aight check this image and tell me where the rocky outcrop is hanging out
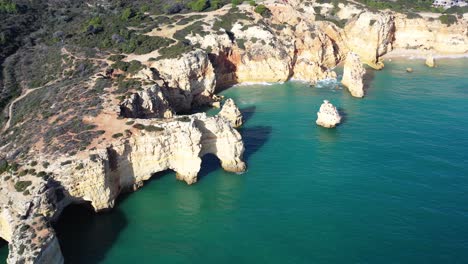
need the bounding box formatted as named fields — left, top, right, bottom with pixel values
left=316, top=100, right=342, bottom=128
left=219, top=98, right=243, bottom=128
left=342, top=52, right=366, bottom=98
left=0, top=113, right=246, bottom=263
left=120, top=85, right=174, bottom=118
left=150, top=50, right=217, bottom=111
left=425, top=54, right=435, bottom=67
left=344, top=11, right=395, bottom=69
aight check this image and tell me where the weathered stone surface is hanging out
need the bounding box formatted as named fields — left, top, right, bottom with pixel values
left=344, top=11, right=395, bottom=69
left=316, top=100, right=342, bottom=128
left=342, top=52, right=366, bottom=98
left=120, top=85, right=174, bottom=119
left=150, top=50, right=216, bottom=112
left=392, top=14, right=468, bottom=55
left=0, top=113, right=245, bottom=263
left=219, top=98, right=243, bottom=128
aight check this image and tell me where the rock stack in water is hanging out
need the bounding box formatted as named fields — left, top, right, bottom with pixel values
left=425, top=54, right=435, bottom=67
left=219, top=98, right=243, bottom=128
left=316, top=100, right=342, bottom=128
left=342, top=52, right=366, bottom=98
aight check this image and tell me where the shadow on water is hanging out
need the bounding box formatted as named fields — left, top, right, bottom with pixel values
left=337, top=107, right=348, bottom=124
left=198, top=153, right=223, bottom=181
left=363, top=68, right=376, bottom=95
left=241, top=126, right=272, bottom=163
left=54, top=202, right=128, bottom=264
left=240, top=106, right=256, bottom=124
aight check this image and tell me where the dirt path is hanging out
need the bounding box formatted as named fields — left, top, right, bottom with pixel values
left=2, top=82, right=53, bottom=132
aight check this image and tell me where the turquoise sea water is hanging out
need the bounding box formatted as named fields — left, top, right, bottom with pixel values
left=2, top=59, right=468, bottom=263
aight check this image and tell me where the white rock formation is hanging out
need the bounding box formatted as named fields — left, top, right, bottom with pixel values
left=425, top=54, right=435, bottom=67
left=150, top=50, right=217, bottom=111
left=120, top=85, right=174, bottom=118
left=316, top=100, right=342, bottom=128
left=342, top=52, right=366, bottom=98
left=219, top=98, right=243, bottom=128
left=0, top=113, right=246, bottom=263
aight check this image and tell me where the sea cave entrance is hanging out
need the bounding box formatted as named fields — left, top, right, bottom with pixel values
left=53, top=202, right=127, bottom=264
left=0, top=237, right=8, bottom=263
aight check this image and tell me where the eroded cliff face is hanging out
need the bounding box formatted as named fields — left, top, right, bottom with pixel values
left=150, top=50, right=217, bottom=111
left=0, top=113, right=246, bottom=263
left=342, top=52, right=366, bottom=98
left=1, top=1, right=467, bottom=263
left=392, top=14, right=468, bottom=55
left=343, top=11, right=395, bottom=69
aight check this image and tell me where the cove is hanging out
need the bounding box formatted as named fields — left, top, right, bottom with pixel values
left=1, top=58, right=468, bottom=263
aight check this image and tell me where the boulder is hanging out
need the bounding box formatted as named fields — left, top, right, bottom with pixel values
left=316, top=100, right=342, bottom=128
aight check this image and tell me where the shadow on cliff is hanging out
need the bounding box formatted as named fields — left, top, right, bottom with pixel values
left=54, top=202, right=127, bottom=264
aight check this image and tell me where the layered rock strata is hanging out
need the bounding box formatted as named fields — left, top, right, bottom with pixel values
left=219, top=98, right=243, bottom=128
left=316, top=100, right=342, bottom=128
left=1, top=113, right=246, bottom=263
left=342, top=52, right=366, bottom=98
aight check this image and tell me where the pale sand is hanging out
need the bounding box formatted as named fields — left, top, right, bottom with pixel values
left=383, top=49, right=468, bottom=60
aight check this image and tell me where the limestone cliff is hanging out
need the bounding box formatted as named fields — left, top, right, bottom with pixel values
left=120, top=85, right=174, bottom=119
left=392, top=14, right=468, bottom=55
left=0, top=113, right=246, bottom=263
left=342, top=52, right=366, bottom=98
left=149, top=50, right=217, bottom=111
left=343, top=11, right=395, bottom=69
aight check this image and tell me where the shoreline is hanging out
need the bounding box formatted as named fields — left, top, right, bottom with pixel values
left=382, top=49, right=468, bottom=60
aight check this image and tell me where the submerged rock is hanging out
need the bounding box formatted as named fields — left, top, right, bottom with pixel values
left=219, top=98, right=243, bottom=128
left=342, top=52, right=366, bottom=98
left=425, top=54, right=435, bottom=68
left=406, top=67, right=413, bottom=73
left=316, top=100, right=342, bottom=128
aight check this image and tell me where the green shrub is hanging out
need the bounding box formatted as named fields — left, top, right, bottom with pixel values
left=111, top=61, right=131, bottom=72
left=127, top=60, right=144, bottom=74
left=121, top=8, right=135, bottom=21
left=254, top=4, right=271, bottom=18
left=60, top=160, right=72, bottom=166
left=0, top=0, right=18, bottom=14
left=189, top=0, right=210, bottom=11
left=15, top=181, right=32, bottom=192
left=232, top=0, right=243, bottom=7
left=439, top=14, right=457, bottom=26
left=133, top=124, right=145, bottom=130
left=112, top=133, right=124, bottom=138
left=108, top=55, right=127, bottom=61
left=126, top=121, right=135, bottom=125
left=144, top=125, right=164, bottom=132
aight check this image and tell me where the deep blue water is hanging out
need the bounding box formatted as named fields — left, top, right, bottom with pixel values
left=1, top=59, right=468, bottom=263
